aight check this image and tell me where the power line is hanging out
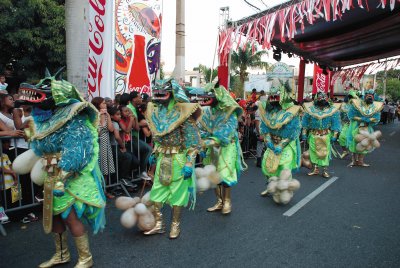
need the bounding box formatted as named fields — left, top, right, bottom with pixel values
left=243, top=0, right=261, bottom=11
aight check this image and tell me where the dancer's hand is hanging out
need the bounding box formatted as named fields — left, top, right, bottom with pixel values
left=273, top=146, right=282, bottom=155
left=148, top=154, right=157, bottom=165
left=199, top=151, right=207, bottom=158
left=181, top=163, right=193, bottom=179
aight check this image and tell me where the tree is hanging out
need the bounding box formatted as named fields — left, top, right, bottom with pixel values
left=0, top=0, right=65, bottom=81
left=376, top=78, right=400, bottom=101
left=197, top=64, right=218, bottom=84
left=230, top=45, right=269, bottom=97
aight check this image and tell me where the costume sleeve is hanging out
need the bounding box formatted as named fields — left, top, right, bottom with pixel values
left=369, top=111, right=381, bottom=126
left=182, top=117, right=201, bottom=160
left=58, top=116, right=94, bottom=173
left=285, top=115, right=301, bottom=141
left=260, top=121, right=270, bottom=136
left=330, top=111, right=342, bottom=132
left=212, top=113, right=238, bottom=147
left=347, top=105, right=360, bottom=121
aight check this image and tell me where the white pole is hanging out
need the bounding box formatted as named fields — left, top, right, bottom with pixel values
left=174, top=0, right=185, bottom=83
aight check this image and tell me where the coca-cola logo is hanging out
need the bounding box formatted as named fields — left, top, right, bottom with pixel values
left=88, top=0, right=106, bottom=97
left=315, top=73, right=327, bottom=92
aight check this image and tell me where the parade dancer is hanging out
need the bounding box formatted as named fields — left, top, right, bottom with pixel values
left=258, top=85, right=301, bottom=204
left=338, top=90, right=357, bottom=158
left=302, top=92, right=341, bottom=178
left=190, top=83, right=245, bottom=214
left=143, top=79, right=201, bottom=239
left=13, top=69, right=105, bottom=268
left=347, top=89, right=383, bottom=167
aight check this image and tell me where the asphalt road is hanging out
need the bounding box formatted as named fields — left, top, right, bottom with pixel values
left=1, top=122, right=400, bottom=268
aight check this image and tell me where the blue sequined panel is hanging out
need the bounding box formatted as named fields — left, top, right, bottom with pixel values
left=151, top=105, right=180, bottom=133
left=348, top=104, right=380, bottom=126
left=302, top=111, right=341, bottom=132
left=200, top=108, right=238, bottom=146
left=261, top=115, right=301, bottom=140
left=31, top=115, right=94, bottom=172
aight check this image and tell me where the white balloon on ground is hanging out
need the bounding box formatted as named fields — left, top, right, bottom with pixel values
left=134, top=203, right=148, bottom=215
left=115, top=196, right=140, bottom=210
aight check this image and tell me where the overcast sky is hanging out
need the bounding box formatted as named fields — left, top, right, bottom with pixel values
left=159, top=0, right=309, bottom=73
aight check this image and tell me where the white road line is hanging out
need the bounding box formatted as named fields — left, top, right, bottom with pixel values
left=283, top=176, right=339, bottom=217
left=389, top=131, right=396, bottom=136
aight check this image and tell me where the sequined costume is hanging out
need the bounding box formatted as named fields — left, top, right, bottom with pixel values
left=346, top=90, right=383, bottom=166
left=196, top=84, right=245, bottom=214
left=13, top=71, right=105, bottom=268
left=258, top=85, right=301, bottom=204
left=302, top=92, right=341, bottom=178
left=144, top=79, right=201, bottom=239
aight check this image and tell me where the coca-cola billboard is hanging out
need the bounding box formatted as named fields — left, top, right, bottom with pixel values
left=87, top=0, right=114, bottom=99
left=312, top=64, right=331, bottom=94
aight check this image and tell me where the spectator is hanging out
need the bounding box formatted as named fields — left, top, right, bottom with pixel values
left=0, top=139, right=20, bottom=211
left=250, top=88, right=257, bottom=103
left=0, top=74, right=8, bottom=94
left=126, top=91, right=152, bottom=181
left=104, top=97, right=113, bottom=108
left=381, top=100, right=389, bottom=124
left=259, top=90, right=267, bottom=102
left=91, top=97, right=116, bottom=198
left=108, top=106, right=139, bottom=189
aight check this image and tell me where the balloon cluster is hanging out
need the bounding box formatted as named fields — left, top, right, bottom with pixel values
left=265, top=169, right=300, bottom=205
left=301, top=150, right=312, bottom=169
left=195, top=165, right=222, bottom=192
left=355, top=130, right=381, bottom=152
left=116, top=192, right=156, bottom=231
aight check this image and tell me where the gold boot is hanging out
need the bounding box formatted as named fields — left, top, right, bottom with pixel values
left=169, top=206, right=182, bottom=239
left=321, top=167, right=330, bottom=178
left=73, top=233, right=93, bottom=268
left=307, top=165, right=319, bottom=176
left=39, top=232, right=71, bottom=268
left=144, top=202, right=165, bottom=235
left=222, top=187, right=231, bottom=214
left=207, top=185, right=223, bottom=212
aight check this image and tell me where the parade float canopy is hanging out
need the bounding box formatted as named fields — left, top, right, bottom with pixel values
left=227, top=0, right=400, bottom=68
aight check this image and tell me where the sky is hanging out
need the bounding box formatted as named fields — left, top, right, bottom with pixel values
left=159, top=0, right=308, bottom=74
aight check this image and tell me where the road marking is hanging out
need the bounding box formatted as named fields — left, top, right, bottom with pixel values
left=389, top=131, right=396, bottom=136
left=283, top=176, right=339, bottom=217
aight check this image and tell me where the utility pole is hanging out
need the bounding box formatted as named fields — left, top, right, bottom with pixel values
left=173, top=0, right=185, bottom=84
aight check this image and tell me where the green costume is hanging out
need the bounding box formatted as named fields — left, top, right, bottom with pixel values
left=14, top=72, right=104, bottom=267
left=144, top=79, right=201, bottom=239
left=196, top=84, right=245, bottom=214
left=302, top=94, right=341, bottom=178
left=338, top=103, right=350, bottom=147
left=346, top=91, right=383, bottom=166
left=259, top=104, right=301, bottom=178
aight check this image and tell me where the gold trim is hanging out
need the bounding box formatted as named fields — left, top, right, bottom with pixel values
left=145, top=102, right=201, bottom=137
left=33, top=102, right=99, bottom=140
left=302, top=103, right=341, bottom=120
left=351, top=99, right=383, bottom=117
left=258, top=104, right=301, bottom=130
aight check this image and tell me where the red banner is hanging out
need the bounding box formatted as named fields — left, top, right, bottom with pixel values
left=312, top=64, right=330, bottom=94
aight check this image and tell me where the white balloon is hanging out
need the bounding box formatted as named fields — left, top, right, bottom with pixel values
left=134, top=203, right=148, bottom=215
left=204, top=165, right=217, bottom=175
left=277, top=179, right=289, bottom=191
left=280, top=190, right=292, bottom=204
left=12, top=149, right=41, bottom=175
left=120, top=208, right=137, bottom=229
left=137, top=211, right=156, bottom=231
left=195, top=167, right=207, bottom=178
left=288, top=179, right=301, bottom=191
left=267, top=181, right=277, bottom=193
left=197, top=177, right=211, bottom=192
left=30, top=159, right=45, bottom=186
left=141, top=191, right=152, bottom=206
left=115, top=196, right=139, bottom=210
left=280, top=169, right=292, bottom=180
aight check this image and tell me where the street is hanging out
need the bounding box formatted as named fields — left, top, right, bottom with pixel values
left=1, top=122, right=400, bottom=268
